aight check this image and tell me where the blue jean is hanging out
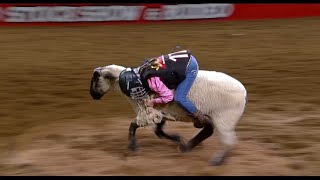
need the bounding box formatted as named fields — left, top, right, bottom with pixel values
left=174, top=55, right=199, bottom=114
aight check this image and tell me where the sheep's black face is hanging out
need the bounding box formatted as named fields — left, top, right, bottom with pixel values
left=90, top=71, right=105, bottom=100
left=90, top=79, right=103, bottom=100
left=90, top=67, right=115, bottom=100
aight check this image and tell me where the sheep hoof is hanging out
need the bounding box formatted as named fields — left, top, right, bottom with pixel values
left=178, top=144, right=191, bottom=153
left=209, top=156, right=225, bottom=166
left=128, top=139, right=139, bottom=152
left=209, top=150, right=230, bottom=166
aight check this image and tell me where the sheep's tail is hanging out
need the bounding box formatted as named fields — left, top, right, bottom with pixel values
left=245, top=91, right=248, bottom=106
left=244, top=90, right=249, bottom=106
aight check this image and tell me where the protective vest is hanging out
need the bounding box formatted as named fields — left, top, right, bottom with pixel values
left=140, top=50, right=191, bottom=89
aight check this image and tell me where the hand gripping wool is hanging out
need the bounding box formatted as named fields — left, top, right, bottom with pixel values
left=135, top=97, right=163, bottom=127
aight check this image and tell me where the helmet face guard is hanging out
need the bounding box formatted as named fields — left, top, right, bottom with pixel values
left=129, top=84, right=149, bottom=100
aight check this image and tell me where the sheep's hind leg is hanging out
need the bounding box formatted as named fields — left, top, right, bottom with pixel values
left=154, top=119, right=185, bottom=146
left=179, top=123, right=214, bottom=152
left=209, top=129, right=236, bottom=166
left=209, top=147, right=232, bottom=166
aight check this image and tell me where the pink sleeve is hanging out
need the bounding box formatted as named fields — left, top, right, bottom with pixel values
left=147, top=77, right=174, bottom=104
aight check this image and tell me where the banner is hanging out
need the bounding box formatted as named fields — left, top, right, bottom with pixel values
left=0, top=3, right=320, bottom=25
left=0, top=3, right=234, bottom=25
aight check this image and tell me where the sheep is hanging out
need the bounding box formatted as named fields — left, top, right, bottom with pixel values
left=90, top=64, right=248, bottom=166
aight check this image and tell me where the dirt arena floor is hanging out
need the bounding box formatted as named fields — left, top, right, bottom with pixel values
left=0, top=17, right=319, bottom=176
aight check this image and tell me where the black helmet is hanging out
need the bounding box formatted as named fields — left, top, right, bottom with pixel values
left=119, top=68, right=149, bottom=100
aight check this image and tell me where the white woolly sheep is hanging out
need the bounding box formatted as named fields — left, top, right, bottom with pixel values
left=90, top=64, right=247, bottom=166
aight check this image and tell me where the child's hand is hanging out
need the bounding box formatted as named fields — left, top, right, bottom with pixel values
left=144, top=99, right=155, bottom=107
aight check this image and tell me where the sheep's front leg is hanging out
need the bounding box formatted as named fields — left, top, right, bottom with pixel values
left=154, top=119, right=184, bottom=144
left=128, top=122, right=140, bottom=151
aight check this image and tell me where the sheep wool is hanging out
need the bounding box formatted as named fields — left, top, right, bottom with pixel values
left=135, top=98, right=163, bottom=127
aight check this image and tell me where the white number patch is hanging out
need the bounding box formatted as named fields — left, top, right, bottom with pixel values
left=167, top=50, right=189, bottom=62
